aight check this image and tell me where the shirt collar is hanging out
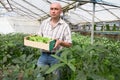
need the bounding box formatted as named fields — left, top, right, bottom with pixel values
left=47, top=17, right=64, bottom=24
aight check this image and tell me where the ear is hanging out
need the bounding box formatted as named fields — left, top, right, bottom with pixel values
left=61, top=9, right=63, bottom=13
left=60, top=12, right=63, bottom=17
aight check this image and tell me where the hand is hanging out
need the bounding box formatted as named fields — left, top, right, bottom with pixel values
left=53, top=39, right=62, bottom=50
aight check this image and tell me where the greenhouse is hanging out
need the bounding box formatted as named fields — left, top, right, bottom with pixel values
left=0, top=0, right=120, bottom=80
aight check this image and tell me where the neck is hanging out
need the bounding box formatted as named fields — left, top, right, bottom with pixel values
left=51, top=17, right=60, bottom=23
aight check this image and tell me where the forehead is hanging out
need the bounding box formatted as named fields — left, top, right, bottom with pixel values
left=50, top=3, right=61, bottom=9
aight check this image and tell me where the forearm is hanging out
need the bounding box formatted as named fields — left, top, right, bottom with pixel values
left=60, top=41, right=72, bottom=47
left=54, top=39, right=72, bottom=49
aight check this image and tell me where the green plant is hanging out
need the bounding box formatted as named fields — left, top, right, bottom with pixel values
left=0, top=33, right=41, bottom=80
left=94, top=24, right=96, bottom=31
left=112, top=24, right=117, bottom=31
left=0, top=32, right=120, bottom=80
left=101, top=26, right=103, bottom=31
left=106, top=24, right=110, bottom=31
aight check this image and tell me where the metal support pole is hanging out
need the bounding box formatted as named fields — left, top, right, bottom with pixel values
left=91, top=2, right=95, bottom=44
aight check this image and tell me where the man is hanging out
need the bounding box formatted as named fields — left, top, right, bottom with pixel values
left=37, top=2, right=72, bottom=80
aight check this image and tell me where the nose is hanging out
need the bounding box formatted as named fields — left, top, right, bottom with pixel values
left=52, top=9, right=55, bottom=13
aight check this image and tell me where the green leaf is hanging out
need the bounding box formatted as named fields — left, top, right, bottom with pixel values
left=26, top=54, right=34, bottom=62
left=76, top=71, right=87, bottom=80
left=67, top=63, right=76, bottom=72
left=45, top=63, right=65, bottom=74
left=68, top=58, right=75, bottom=63
left=3, top=56, right=7, bottom=63
left=61, top=51, right=69, bottom=61
left=51, top=55, right=67, bottom=64
left=20, top=54, right=26, bottom=63
left=12, top=58, right=22, bottom=64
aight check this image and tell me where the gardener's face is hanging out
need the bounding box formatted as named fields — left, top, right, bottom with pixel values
left=50, top=3, right=62, bottom=18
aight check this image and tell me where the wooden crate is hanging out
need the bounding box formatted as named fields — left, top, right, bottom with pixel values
left=24, top=36, right=56, bottom=51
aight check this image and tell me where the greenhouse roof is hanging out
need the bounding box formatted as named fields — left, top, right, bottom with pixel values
left=0, top=0, right=120, bottom=25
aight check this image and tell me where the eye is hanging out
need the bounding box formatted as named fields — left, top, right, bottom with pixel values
left=50, top=8, right=59, bottom=10
left=55, top=8, right=58, bottom=10
left=50, top=8, right=53, bottom=10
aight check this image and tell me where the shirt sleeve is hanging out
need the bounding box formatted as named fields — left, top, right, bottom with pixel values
left=63, top=24, right=72, bottom=43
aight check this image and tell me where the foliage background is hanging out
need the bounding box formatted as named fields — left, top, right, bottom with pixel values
left=0, top=33, right=120, bottom=80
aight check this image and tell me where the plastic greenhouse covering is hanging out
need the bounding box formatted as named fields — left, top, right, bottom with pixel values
left=0, top=0, right=120, bottom=34
left=0, top=0, right=120, bottom=23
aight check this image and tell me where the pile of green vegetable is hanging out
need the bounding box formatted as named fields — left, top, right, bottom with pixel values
left=27, top=35, right=52, bottom=43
